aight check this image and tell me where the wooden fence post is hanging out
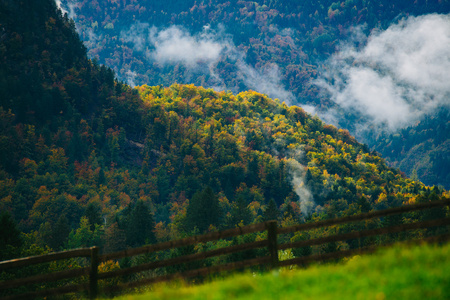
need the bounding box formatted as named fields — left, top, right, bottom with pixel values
left=89, top=246, right=99, bottom=299
left=266, top=220, right=279, bottom=269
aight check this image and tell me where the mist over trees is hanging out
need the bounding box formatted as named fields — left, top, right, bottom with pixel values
left=59, top=0, right=450, bottom=189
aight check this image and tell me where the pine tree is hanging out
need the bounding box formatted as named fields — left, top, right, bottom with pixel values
left=0, top=211, right=23, bottom=260
left=185, top=186, right=222, bottom=233
left=264, top=199, right=279, bottom=221
left=85, top=202, right=103, bottom=231
left=126, top=200, right=156, bottom=247
left=50, top=214, right=71, bottom=250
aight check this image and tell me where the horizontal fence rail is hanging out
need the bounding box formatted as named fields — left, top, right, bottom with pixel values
left=98, top=222, right=267, bottom=262
left=278, top=198, right=450, bottom=235
left=98, top=240, right=268, bottom=280
left=278, top=217, right=450, bottom=251
left=0, top=248, right=92, bottom=271
left=1, top=199, right=449, bottom=299
left=0, top=267, right=90, bottom=290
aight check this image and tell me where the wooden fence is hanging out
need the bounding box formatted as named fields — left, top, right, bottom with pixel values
left=1, top=198, right=449, bottom=299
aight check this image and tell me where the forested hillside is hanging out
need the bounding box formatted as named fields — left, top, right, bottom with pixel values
left=373, top=108, right=450, bottom=189
left=0, top=0, right=448, bottom=265
left=0, top=0, right=146, bottom=259
left=58, top=0, right=450, bottom=189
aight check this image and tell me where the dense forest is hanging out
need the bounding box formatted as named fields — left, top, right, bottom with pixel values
left=0, top=0, right=448, bottom=269
left=373, top=108, right=450, bottom=188
left=58, top=0, right=450, bottom=189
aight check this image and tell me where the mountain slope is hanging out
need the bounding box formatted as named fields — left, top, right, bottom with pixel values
left=0, top=0, right=145, bottom=173
left=373, top=108, right=450, bottom=189
left=0, top=0, right=448, bottom=261
left=59, top=0, right=450, bottom=190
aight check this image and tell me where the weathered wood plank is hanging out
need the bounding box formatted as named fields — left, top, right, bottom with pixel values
left=279, top=217, right=450, bottom=250
left=99, top=222, right=267, bottom=261
left=99, top=240, right=268, bottom=280
left=0, top=248, right=92, bottom=270
left=278, top=199, right=450, bottom=235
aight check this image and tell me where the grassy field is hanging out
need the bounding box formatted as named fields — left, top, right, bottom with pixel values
left=114, top=242, right=450, bottom=300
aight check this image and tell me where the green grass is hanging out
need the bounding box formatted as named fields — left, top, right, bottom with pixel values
left=113, top=242, right=450, bottom=300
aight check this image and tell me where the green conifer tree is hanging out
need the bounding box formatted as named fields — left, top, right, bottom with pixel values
left=0, top=211, right=23, bottom=260
left=185, top=186, right=222, bottom=233
left=264, top=199, right=280, bottom=221
left=126, top=200, right=156, bottom=247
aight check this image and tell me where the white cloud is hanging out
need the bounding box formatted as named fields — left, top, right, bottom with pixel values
left=149, top=26, right=225, bottom=67
left=237, top=61, right=295, bottom=105
left=120, top=23, right=295, bottom=103
left=316, top=14, right=450, bottom=132
left=121, top=24, right=226, bottom=68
